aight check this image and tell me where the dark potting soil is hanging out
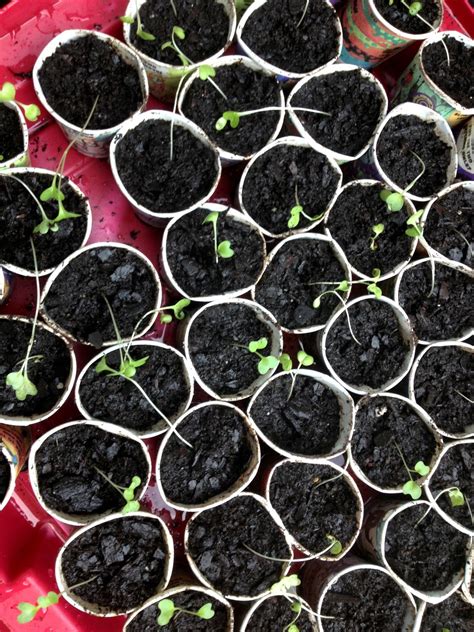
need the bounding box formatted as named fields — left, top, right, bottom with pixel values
left=420, top=591, right=473, bottom=632
left=0, top=450, right=10, bottom=504
left=0, top=172, right=89, bottom=272
left=423, top=186, right=473, bottom=267
left=187, top=302, right=276, bottom=397
left=246, top=595, right=314, bottom=632
left=318, top=568, right=413, bottom=631
left=42, top=246, right=159, bottom=346
left=38, top=34, right=143, bottom=129
left=129, top=0, right=229, bottom=65
left=240, top=0, right=340, bottom=74
left=114, top=119, right=218, bottom=215
left=35, top=424, right=149, bottom=516
left=290, top=69, right=384, bottom=157
left=429, top=442, right=473, bottom=532
left=79, top=344, right=190, bottom=432
left=160, top=404, right=253, bottom=505
left=377, top=115, right=452, bottom=198
left=254, top=238, right=347, bottom=331
left=423, top=36, right=474, bottom=110
left=181, top=62, right=281, bottom=158
left=61, top=516, right=168, bottom=612
left=384, top=503, right=468, bottom=592
left=249, top=373, right=342, bottom=457
left=186, top=495, right=290, bottom=597
left=374, top=0, right=440, bottom=34
left=0, top=319, right=71, bottom=417
left=397, top=260, right=473, bottom=342
left=269, top=462, right=359, bottom=554
left=241, top=143, right=340, bottom=236
left=0, top=103, right=23, bottom=162
left=127, top=590, right=230, bottom=632
left=351, top=395, right=437, bottom=489
left=324, top=299, right=410, bottom=389
left=326, top=182, right=414, bottom=277
left=165, top=207, right=265, bottom=297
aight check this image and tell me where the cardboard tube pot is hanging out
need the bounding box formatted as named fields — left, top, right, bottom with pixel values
left=0, top=425, right=31, bottom=511
left=0, top=167, right=92, bottom=277
left=340, top=0, right=443, bottom=68
left=0, top=101, right=29, bottom=169
left=39, top=241, right=162, bottom=346
left=156, top=401, right=261, bottom=512
left=122, top=0, right=236, bottom=102
left=75, top=340, right=194, bottom=439
left=161, top=203, right=267, bottom=302
left=109, top=110, right=221, bottom=227
left=457, top=117, right=474, bottom=181
left=238, top=136, right=343, bottom=239
left=55, top=511, right=174, bottom=616
left=240, top=593, right=316, bottom=632
left=32, top=30, right=149, bottom=158
left=287, top=64, right=388, bottom=164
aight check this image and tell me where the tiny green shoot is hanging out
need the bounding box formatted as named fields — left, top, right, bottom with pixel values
left=202, top=211, right=235, bottom=263
left=392, top=440, right=430, bottom=500
left=405, top=209, right=424, bottom=238
left=0, top=82, right=41, bottom=122
left=312, top=280, right=362, bottom=345
left=157, top=598, right=215, bottom=626
left=379, top=150, right=426, bottom=222
left=369, top=223, right=385, bottom=251
left=216, top=106, right=330, bottom=131
left=94, top=468, right=142, bottom=513
left=287, top=345, right=314, bottom=401
left=120, top=0, right=156, bottom=40
left=162, top=26, right=190, bottom=66
left=247, top=337, right=280, bottom=375
left=158, top=298, right=191, bottom=324
left=288, top=183, right=324, bottom=229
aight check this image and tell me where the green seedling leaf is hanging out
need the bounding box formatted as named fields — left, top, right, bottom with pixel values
left=248, top=338, right=268, bottom=353
left=157, top=599, right=176, bottom=626
left=137, top=27, right=156, bottom=41
left=215, top=111, right=240, bottom=130
left=288, top=626, right=299, bottom=632
left=257, top=355, right=279, bottom=375
left=291, top=601, right=302, bottom=614
left=196, top=603, right=215, bottom=620
left=336, top=280, right=350, bottom=292
left=203, top=211, right=218, bottom=225
left=280, top=353, right=293, bottom=371
left=297, top=350, right=314, bottom=366
left=6, top=371, right=37, bottom=401
left=288, top=205, right=303, bottom=229
left=402, top=479, right=422, bottom=500
left=17, top=603, right=39, bottom=624
left=173, top=298, right=191, bottom=319
left=326, top=535, right=342, bottom=555
left=120, top=15, right=135, bottom=23
left=0, top=82, right=16, bottom=102
left=217, top=240, right=234, bottom=258
left=270, top=574, right=301, bottom=593
left=160, top=313, right=173, bottom=324
left=173, top=26, right=186, bottom=39
left=414, top=461, right=430, bottom=477
left=385, top=192, right=404, bottom=212
left=199, top=64, right=216, bottom=80
left=95, top=355, right=111, bottom=374
left=24, top=104, right=41, bottom=122
left=409, top=1, right=422, bottom=15
left=40, top=185, right=65, bottom=202
left=370, top=223, right=385, bottom=251
left=367, top=282, right=382, bottom=299
left=122, top=500, right=140, bottom=513
left=448, top=488, right=465, bottom=507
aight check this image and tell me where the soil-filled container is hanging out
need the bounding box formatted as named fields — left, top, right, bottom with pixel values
left=33, top=30, right=148, bottom=158
left=394, top=257, right=474, bottom=345
left=0, top=101, right=28, bottom=169
left=287, top=64, right=388, bottom=163
left=161, top=204, right=266, bottom=302
left=122, top=0, right=236, bottom=102
left=236, top=0, right=342, bottom=82
left=29, top=420, right=151, bottom=525
left=0, top=315, right=76, bottom=425
left=56, top=512, right=174, bottom=616
left=253, top=234, right=351, bottom=334
left=324, top=179, right=418, bottom=282
left=240, top=593, right=316, bottom=632
left=0, top=425, right=30, bottom=511
left=409, top=341, right=473, bottom=439
left=320, top=295, right=416, bottom=395
left=415, top=591, right=473, bottom=632
left=110, top=110, right=221, bottom=226
left=0, top=167, right=92, bottom=276
left=156, top=401, right=260, bottom=511
left=238, top=136, right=342, bottom=239
left=183, top=298, right=283, bottom=401
left=185, top=492, right=292, bottom=601
left=76, top=341, right=194, bottom=438
left=350, top=393, right=443, bottom=494
left=40, top=242, right=162, bottom=347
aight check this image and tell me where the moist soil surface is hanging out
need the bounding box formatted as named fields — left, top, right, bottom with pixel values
left=351, top=395, right=437, bottom=489
left=374, top=0, right=440, bottom=34
left=186, top=495, right=290, bottom=597
left=290, top=69, right=384, bottom=157
left=326, top=181, right=414, bottom=277
left=38, top=34, right=143, bottom=129
left=241, top=0, right=340, bottom=74
left=187, top=302, right=276, bottom=397
left=159, top=404, right=253, bottom=506
left=241, top=142, right=340, bottom=236
left=0, top=172, right=89, bottom=272
left=0, top=319, right=71, bottom=417
left=0, top=103, right=23, bottom=162
left=420, top=591, right=473, bottom=632
left=397, top=260, right=473, bottom=342
left=61, top=516, right=168, bottom=612
left=247, top=595, right=314, bottom=632
left=79, top=344, right=190, bottom=433
left=130, top=0, right=229, bottom=65
left=318, top=567, right=413, bottom=631
left=165, top=207, right=265, bottom=297
left=249, top=373, right=342, bottom=457
left=35, top=424, right=149, bottom=516
left=377, top=115, right=452, bottom=198
left=0, top=450, right=10, bottom=504
left=114, top=119, right=218, bottom=215
left=269, top=462, right=359, bottom=554
left=127, top=590, right=230, bottom=632
left=42, top=246, right=158, bottom=346
left=254, top=238, right=347, bottom=331
left=413, top=344, right=473, bottom=436
left=384, top=503, right=468, bottom=592
left=423, top=36, right=474, bottom=109
left=423, top=185, right=473, bottom=266
left=429, top=442, right=473, bottom=531
left=181, top=62, right=281, bottom=158
left=324, top=299, right=410, bottom=390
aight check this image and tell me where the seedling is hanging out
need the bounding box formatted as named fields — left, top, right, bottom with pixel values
left=379, top=150, right=426, bottom=217
left=288, top=183, right=324, bottom=229
left=392, top=440, right=430, bottom=500
left=0, top=82, right=40, bottom=122
left=270, top=575, right=337, bottom=629
left=246, top=337, right=280, bottom=375
left=157, top=598, right=215, bottom=626
left=120, top=0, right=156, bottom=40
left=202, top=211, right=235, bottom=263
left=415, top=486, right=473, bottom=528
left=287, top=344, right=315, bottom=401
left=311, top=279, right=362, bottom=346
left=216, top=105, right=330, bottom=131
left=389, top=0, right=434, bottom=31
left=405, top=209, right=424, bottom=238
left=94, top=468, right=142, bottom=513
left=310, top=269, right=382, bottom=301
left=244, top=532, right=341, bottom=562
left=369, top=223, right=385, bottom=251
left=157, top=298, right=191, bottom=324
